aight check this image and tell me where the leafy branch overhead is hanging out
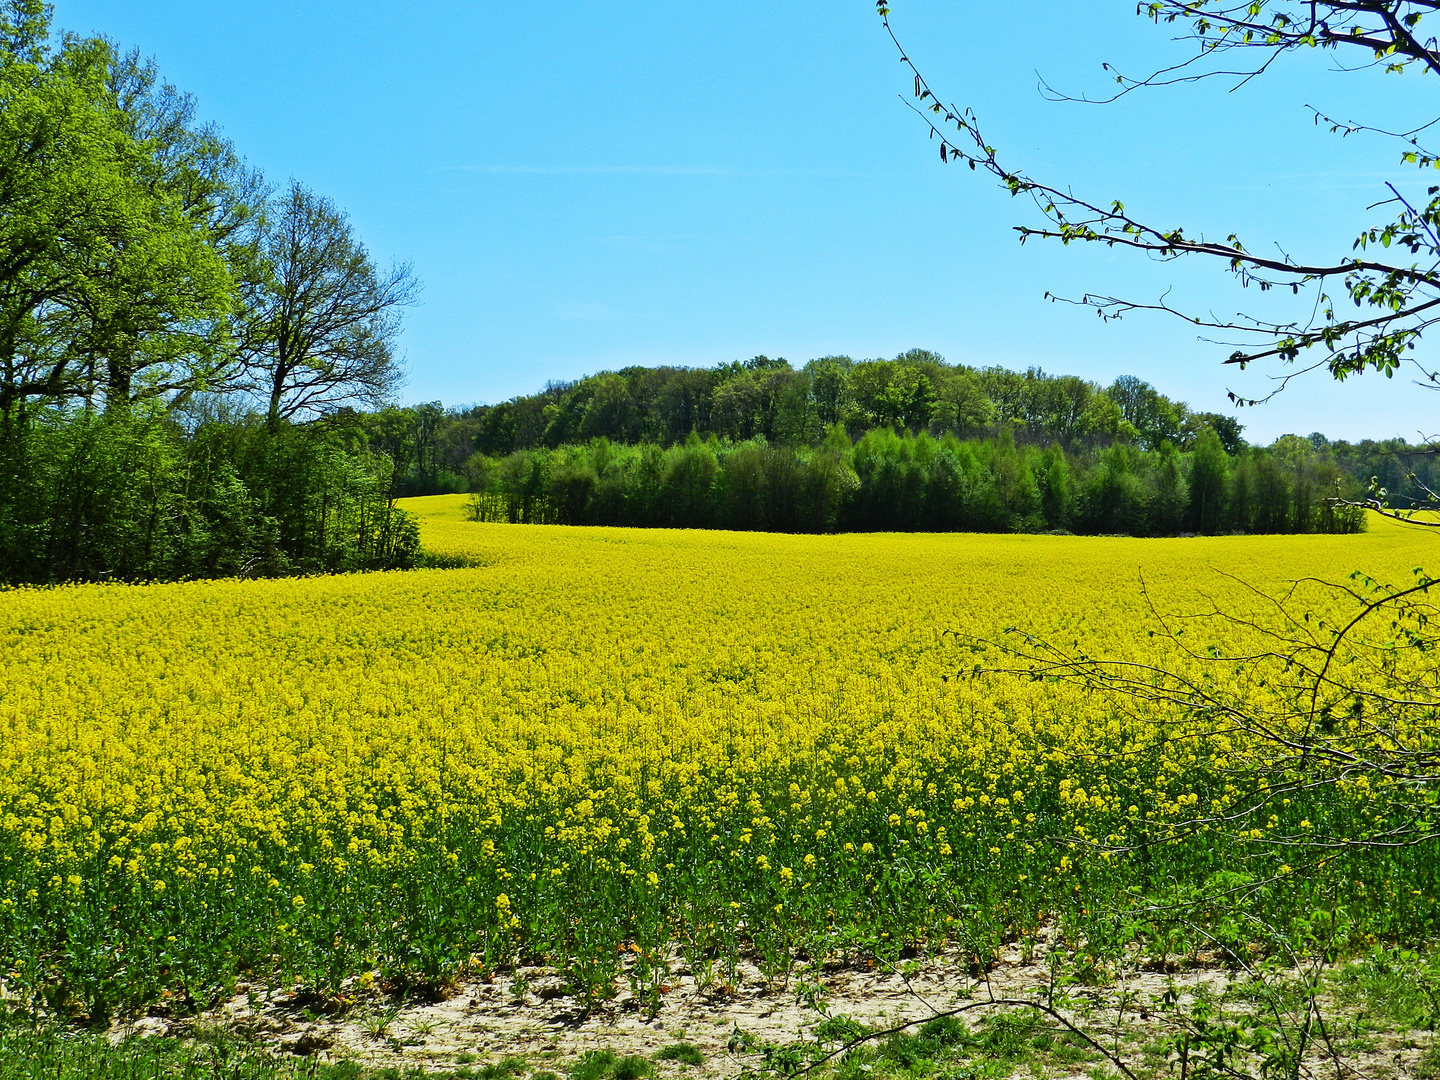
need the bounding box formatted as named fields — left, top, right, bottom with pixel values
left=877, top=0, right=1440, bottom=403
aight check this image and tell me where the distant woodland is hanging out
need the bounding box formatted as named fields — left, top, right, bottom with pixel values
left=373, top=354, right=1392, bottom=537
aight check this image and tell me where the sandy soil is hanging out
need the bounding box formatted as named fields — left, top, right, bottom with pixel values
left=103, top=941, right=1436, bottom=1079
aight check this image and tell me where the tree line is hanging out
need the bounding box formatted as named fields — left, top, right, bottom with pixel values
left=358, top=355, right=1421, bottom=538
left=460, top=426, right=1367, bottom=537
left=367, top=355, right=1246, bottom=497
left=0, top=2, right=419, bottom=583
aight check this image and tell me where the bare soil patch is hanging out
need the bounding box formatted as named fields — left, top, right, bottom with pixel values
left=104, top=942, right=1440, bottom=1079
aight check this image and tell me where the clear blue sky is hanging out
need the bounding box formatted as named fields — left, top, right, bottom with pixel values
left=52, top=0, right=1437, bottom=443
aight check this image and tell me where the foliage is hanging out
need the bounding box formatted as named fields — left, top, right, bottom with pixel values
left=363, top=366, right=1429, bottom=532
left=0, top=405, right=418, bottom=584
left=654, top=1044, right=704, bottom=1066
left=457, top=427, right=1365, bottom=537
left=0, top=10, right=238, bottom=416
left=453, top=356, right=1214, bottom=461
left=0, top=5, right=413, bottom=434
left=239, top=181, right=418, bottom=430
left=0, top=1020, right=357, bottom=1079
left=0, top=4, right=424, bottom=586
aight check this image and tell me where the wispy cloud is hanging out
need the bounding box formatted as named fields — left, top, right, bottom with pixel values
left=443, top=164, right=732, bottom=176
left=434, top=164, right=890, bottom=179
left=555, top=301, right=665, bottom=322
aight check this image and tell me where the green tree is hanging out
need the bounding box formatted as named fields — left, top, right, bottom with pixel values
left=1022, top=373, right=1094, bottom=445
left=578, top=373, right=637, bottom=442
left=932, top=365, right=993, bottom=436
left=711, top=361, right=806, bottom=442
left=1150, top=440, right=1188, bottom=535
left=805, top=355, right=853, bottom=429
left=650, top=365, right=716, bottom=441
left=0, top=7, right=234, bottom=419
left=1080, top=443, right=1148, bottom=535
left=85, top=40, right=261, bottom=411
left=546, top=444, right=598, bottom=525
left=1186, top=424, right=1229, bottom=534
left=659, top=432, right=719, bottom=527
left=803, top=424, right=859, bottom=531
left=1182, top=410, right=1245, bottom=455
left=1037, top=443, right=1073, bottom=529
left=1107, top=376, right=1182, bottom=452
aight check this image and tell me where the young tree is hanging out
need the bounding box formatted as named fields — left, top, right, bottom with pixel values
left=1150, top=439, right=1188, bottom=534
left=1186, top=424, right=1229, bottom=533
left=241, top=180, right=419, bottom=429
left=1037, top=443, right=1073, bottom=529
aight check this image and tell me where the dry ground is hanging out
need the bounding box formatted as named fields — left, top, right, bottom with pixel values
left=105, top=941, right=1440, bottom=1079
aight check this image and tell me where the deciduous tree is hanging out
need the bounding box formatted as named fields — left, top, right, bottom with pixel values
left=242, top=180, right=418, bottom=429
left=0, top=4, right=237, bottom=419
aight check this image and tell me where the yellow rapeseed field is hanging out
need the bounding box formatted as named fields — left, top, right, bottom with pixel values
left=0, top=496, right=1434, bottom=1015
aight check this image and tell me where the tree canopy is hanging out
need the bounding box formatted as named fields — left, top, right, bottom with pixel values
left=0, top=2, right=415, bottom=425
left=0, top=1, right=421, bottom=583
left=241, top=181, right=418, bottom=430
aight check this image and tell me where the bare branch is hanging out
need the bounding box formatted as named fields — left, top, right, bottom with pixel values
left=877, top=0, right=1440, bottom=386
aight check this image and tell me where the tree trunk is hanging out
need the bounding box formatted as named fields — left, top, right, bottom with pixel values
left=267, top=368, right=287, bottom=432
left=105, top=356, right=133, bottom=413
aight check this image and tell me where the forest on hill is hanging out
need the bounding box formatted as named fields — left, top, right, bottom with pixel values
left=365, top=354, right=1421, bottom=538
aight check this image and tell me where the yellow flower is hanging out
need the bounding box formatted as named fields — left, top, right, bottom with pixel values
left=0, top=498, right=1424, bottom=1015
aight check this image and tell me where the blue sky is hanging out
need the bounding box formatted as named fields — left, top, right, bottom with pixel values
left=52, top=0, right=1438, bottom=443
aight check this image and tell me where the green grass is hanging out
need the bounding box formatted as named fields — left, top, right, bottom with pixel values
left=808, top=1008, right=1079, bottom=1080
left=0, top=1021, right=522, bottom=1080
left=0, top=1023, right=344, bottom=1079
left=568, top=1051, right=650, bottom=1080
left=474, top=1057, right=529, bottom=1079
left=1332, top=947, right=1440, bottom=1032
left=654, top=1043, right=704, bottom=1066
